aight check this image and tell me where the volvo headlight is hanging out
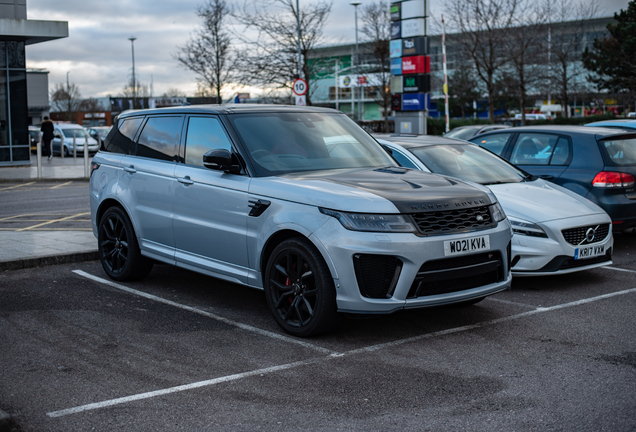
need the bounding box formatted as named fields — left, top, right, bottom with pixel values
left=509, top=217, right=548, bottom=238
left=319, top=208, right=417, bottom=233
left=490, top=202, right=507, bottom=223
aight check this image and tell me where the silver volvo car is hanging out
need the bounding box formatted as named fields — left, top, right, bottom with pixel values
left=89, top=105, right=512, bottom=337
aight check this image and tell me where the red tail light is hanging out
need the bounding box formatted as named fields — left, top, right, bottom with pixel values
left=592, top=171, right=635, bottom=188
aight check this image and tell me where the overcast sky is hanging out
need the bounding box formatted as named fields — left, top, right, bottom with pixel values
left=25, top=0, right=628, bottom=100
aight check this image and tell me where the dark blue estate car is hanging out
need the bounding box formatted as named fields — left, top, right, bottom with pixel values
left=469, top=126, right=636, bottom=231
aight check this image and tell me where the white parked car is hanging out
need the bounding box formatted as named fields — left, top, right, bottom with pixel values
left=52, top=123, right=99, bottom=156
left=377, top=135, right=613, bottom=276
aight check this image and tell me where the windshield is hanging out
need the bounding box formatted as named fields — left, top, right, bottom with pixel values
left=599, top=137, right=636, bottom=166
left=229, top=112, right=396, bottom=176
left=409, top=144, right=528, bottom=185
left=62, top=128, right=88, bottom=138
left=444, top=127, right=478, bottom=140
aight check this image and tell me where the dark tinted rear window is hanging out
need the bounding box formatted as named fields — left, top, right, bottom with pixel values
left=599, top=137, right=636, bottom=166
left=135, top=116, right=183, bottom=161
left=104, top=117, right=143, bottom=154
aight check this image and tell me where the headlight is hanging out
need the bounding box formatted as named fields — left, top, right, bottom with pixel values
left=509, top=217, right=548, bottom=238
left=490, top=202, right=507, bottom=223
left=319, top=208, right=417, bottom=233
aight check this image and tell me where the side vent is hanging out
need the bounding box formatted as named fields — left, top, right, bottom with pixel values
left=248, top=199, right=271, bottom=217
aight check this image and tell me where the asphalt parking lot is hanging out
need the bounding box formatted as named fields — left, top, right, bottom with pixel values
left=1, top=233, right=635, bottom=431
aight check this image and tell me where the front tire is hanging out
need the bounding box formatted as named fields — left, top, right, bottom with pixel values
left=98, top=206, right=153, bottom=281
left=264, top=238, right=339, bottom=337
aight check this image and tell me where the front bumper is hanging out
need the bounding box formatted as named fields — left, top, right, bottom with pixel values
left=310, top=218, right=512, bottom=314
left=511, top=214, right=613, bottom=277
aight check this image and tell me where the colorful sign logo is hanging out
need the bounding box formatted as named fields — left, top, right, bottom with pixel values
left=391, top=21, right=401, bottom=40
left=390, top=58, right=402, bottom=75
left=401, top=56, right=430, bottom=74
left=390, top=40, right=402, bottom=58
left=402, top=93, right=429, bottom=111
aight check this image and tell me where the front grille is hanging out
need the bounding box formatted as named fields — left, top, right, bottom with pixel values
left=353, top=254, right=403, bottom=299
left=562, top=224, right=610, bottom=246
left=411, top=205, right=495, bottom=236
left=407, top=251, right=504, bottom=298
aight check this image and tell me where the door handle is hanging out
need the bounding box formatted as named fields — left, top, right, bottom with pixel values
left=178, top=176, right=194, bottom=185
left=124, top=165, right=136, bottom=173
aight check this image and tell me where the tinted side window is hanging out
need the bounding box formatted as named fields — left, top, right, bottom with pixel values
left=135, top=116, right=183, bottom=161
left=184, top=116, right=233, bottom=167
left=549, top=137, right=571, bottom=165
left=471, top=133, right=512, bottom=156
left=390, top=148, right=419, bottom=169
left=104, top=117, right=143, bottom=154
left=510, top=133, right=562, bottom=166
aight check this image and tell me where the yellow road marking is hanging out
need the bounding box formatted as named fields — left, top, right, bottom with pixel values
left=16, top=212, right=90, bottom=231
left=0, top=181, right=35, bottom=191
left=50, top=181, right=73, bottom=189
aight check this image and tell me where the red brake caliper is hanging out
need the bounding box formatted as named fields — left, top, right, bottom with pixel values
left=286, top=277, right=293, bottom=303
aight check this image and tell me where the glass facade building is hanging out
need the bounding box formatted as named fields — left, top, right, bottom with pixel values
left=0, top=0, right=68, bottom=166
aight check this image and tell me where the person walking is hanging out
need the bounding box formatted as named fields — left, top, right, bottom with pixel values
left=40, top=116, right=54, bottom=160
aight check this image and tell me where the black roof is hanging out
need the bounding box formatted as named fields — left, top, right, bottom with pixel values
left=117, top=104, right=340, bottom=119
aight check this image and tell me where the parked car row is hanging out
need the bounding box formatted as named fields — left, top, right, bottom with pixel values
left=28, top=123, right=112, bottom=155
left=88, top=105, right=633, bottom=337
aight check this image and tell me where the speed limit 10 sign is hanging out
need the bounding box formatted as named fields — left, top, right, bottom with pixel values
left=292, top=78, right=307, bottom=96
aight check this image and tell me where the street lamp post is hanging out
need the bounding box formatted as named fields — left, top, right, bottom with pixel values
left=351, top=2, right=361, bottom=122
left=128, top=37, right=137, bottom=103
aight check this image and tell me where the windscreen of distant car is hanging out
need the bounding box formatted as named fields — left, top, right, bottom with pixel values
left=61, top=128, right=88, bottom=138
left=599, top=137, right=636, bottom=166
left=408, top=144, right=529, bottom=185
left=228, top=112, right=396, bottom=176
left=443, top=127, right=479, bottom=140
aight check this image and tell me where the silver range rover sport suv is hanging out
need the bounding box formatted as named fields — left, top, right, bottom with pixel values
left=90, top=105, right=512, bottom=337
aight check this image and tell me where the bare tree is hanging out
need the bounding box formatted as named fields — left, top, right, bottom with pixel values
left=79, top=98, right=104, bottom=112
left=162, top=88, right=186, bottom=97
left=121, top=81, right=150, bottom=98
left=446, top=0, right=520, bottom=122
left=50, top=82, right=83, bottom=121
left=175, top=0, right=235, bottom=103
left=359, top=1, right=391, bottom=131
left=541, top=0, right=599, bottom=117
left=448, top=66, right=482, bottom=118
left=504, top=0, right=547, bottom=125
left=233, top=0, right=332, bottom=105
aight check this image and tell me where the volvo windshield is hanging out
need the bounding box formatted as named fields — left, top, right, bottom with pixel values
left=409, top=144, right=529, bottom=185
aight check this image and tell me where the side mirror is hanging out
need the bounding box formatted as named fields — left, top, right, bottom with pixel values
left=203, top=149, right=241, bottom=174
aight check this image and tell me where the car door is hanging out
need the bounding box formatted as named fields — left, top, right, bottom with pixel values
left=506, top=132, right=571, bottom=181
left=173, top=115, right=251, bottom=284
left=119, top=115, right=183, bottom=262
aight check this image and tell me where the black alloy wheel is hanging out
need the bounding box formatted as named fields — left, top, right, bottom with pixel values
left=98, top=206, right=153, bottom=281
left=264, top=238, right=339, bottom=337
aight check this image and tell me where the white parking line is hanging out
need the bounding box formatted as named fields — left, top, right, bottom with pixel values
left=485, top=297, right=536, bottom=309
left=72, top=270, right=337, bottom=356
left=602, top=266, right=636, bottom=274
left=48, top=279, right=636, bottom=419
left=48, top=354, right=339, bottom=418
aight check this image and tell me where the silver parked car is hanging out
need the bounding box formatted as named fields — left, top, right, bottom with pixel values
left=377, top=135, right=613, bottom=276
left=89, top=105, right=512, bottom=336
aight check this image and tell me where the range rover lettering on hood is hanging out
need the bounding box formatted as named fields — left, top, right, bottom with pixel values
left=288, top=167, right=492, bottom=214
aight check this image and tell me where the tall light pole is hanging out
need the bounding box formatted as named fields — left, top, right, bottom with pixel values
left=351, top=2, right=361, bottom=122
left=128, top=37, right=137, bottom=103
left=296, top=0, right=302, bottom=79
